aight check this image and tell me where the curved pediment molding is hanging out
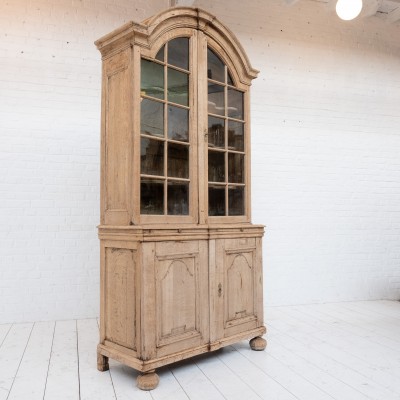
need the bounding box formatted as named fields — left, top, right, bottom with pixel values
left=95, top=7, right=259, bottom=84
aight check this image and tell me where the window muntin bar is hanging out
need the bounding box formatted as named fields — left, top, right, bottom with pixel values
left=140, top=38, right=191, bottom=216
left=207, top=47, right=246, bottom=216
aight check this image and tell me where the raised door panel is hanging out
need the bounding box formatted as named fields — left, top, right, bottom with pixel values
left=154, top=241, right=209, bottom=358
left=225, top=250, right=254, bottom=323
left=104, top=246, right=136, bottom=350
left=212, top=237, right=263, bottom=341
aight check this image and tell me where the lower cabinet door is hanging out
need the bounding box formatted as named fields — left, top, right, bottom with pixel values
left=141, top=240, right=210, bottom=360
left=210, top=236, right=264, bottom=343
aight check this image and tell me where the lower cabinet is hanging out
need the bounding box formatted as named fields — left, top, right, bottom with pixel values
left=97, top=225, right=266, bottom=388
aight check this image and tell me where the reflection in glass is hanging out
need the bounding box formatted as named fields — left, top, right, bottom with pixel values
left=141, top=138, right=164, bottom=176
left=228, top=153, right=244, bottom=183
left=228, top=121, right=244, bottom=151
left=168, top=68, right=188, bottom=106
left=208, top=83, right=224, bottom=116
left=228, top=88, right=244, bottom=119
left=168, top=105, right=188, bottom=142
left=228, top=186, right=244, bottom=216
left=168, top=37, right=189, bottom=70
left=209, top=185, right=225, bottom=216
left=208, top=151, right=225, bottom=182
left=168, top=143, right=189, bottom=178
left=155, top=45, right=165, bottom=62
left=141, top=59, right=164, bottom=99
left=168, top=181, right=189, bottom=215
left=208, top=116, right=225, bottom=148
left=141, top=179, right=164, bottom=214
left=207, top=48, right=225, bottom=83
left=141, top=99, right=164, bottom=137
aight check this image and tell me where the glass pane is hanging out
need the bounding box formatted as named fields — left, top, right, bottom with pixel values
left=209, top=185, right=225, bottom=216
left=141, top=59, right=164, bottom=100
left=228, top=88, right=244, bottom=119
left=228, top=121, right=244, bottom=151
left=141, top=138, right=164, bottom=176
left=208, top=116, right=225, bottom=148
left=207, top=48, right=225, bottom=83
left=168, top=105, right=188, bottom=142
left=228, top=186, right=244, bottom=216
left=168, top=143, right=189, bottom=178
left=141, top=99, right=164, bottom=137
left=168, top=68, right=188, bottom=106
left=155, top=45, right=165, bottom=62
left=227, top=70, right=234, bottom=85
left=168, top=181, right=189, bottom=215
left=168, top=37, right=189, bottom=70
left=228, top=153, right=244, bottom=183
left=208, top=83, right=224, bottom=116
left=208, top=150, right=225, bottom=182
left=141, top=179, right=164, bottom=214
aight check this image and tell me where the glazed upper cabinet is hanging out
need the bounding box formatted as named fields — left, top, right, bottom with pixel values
left=95, top=7, right=266, bottom=390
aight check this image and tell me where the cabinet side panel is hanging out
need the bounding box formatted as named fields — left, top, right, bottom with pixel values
left=103, top=49, right=132, bottom=225
left=105, top=247, right=136, bottom=350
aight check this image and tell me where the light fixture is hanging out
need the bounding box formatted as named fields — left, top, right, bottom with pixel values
left=336, top=0, right=363, bottom=20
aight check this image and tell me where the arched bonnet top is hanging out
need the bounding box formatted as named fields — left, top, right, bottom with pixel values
left=95, top=7, right=259, bottom=85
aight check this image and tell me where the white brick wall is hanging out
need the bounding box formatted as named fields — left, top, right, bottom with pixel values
left=195, top=0, right=400, bottom=305
left=1, top=0, right=399, bottom=323
left=0, top=0, right=169, bottom=323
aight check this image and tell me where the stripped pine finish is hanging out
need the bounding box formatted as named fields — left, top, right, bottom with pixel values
left=1, top=300, right=400, bottom=399
left=95, top=7, right=266, bottom=389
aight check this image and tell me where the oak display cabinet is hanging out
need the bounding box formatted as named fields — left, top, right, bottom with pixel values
left=95, top=7, right=266, bottom=390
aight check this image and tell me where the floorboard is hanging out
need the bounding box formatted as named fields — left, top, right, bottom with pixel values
left=0, top=324, right=12, bottom=349
left=44, top=320, right=80, bottom=400
left=108, top=360, right=152, bottom=400
left=267, top=308, right=400, bottom=399
left=1, top=301, right=400, bottom=399
left=195, top=350, right=263, bottom=400
left=7, top=321, right=55, bottom=400
left=150, top=367, right=190, bottom=400
left=0, top=323, right=33, bottom=400
left=77, top=319, right=116, bottom=400
left=170, top=357, right=226, bottom=400
left=234, top=340, right=334, bottom=400
left=218, top=345, right=298, bottom=400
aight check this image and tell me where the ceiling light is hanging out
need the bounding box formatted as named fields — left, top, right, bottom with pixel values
left=336, top=0, right=363, bottom=20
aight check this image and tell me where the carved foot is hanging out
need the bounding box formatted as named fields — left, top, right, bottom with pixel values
left=250, top=336, right=267, bottom=351
left=137, top=370, right=159, bottom=390
left=97, top=353, right=109, bottom=371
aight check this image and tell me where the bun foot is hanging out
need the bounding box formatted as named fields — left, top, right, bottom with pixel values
left=97, top=353, right=109, bottom=371
left=249, top=336, right=267, bottom=351
left=137, top=370, right=159, bottom=390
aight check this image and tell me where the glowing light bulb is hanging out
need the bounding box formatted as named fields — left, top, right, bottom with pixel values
left=336, top=0, right=363, bottom=20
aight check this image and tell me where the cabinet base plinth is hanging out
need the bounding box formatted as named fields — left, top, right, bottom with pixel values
left=97, top=353, right=109, bottom=371
left=137, top=370, right=159, bottom=391
left=249, top=336, right=267, bottom=351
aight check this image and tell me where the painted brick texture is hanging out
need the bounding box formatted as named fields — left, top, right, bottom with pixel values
left=1, top=0, right=399, bottom=323
left=195, top=0, right=400, bottom=305
left=0, top=0, right=168, bottom=323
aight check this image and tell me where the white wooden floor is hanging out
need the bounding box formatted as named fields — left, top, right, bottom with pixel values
left=1, top=300, right=400, bottom=400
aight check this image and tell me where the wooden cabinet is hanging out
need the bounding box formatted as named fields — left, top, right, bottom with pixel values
left=95, top=7, right=266, bottom=390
